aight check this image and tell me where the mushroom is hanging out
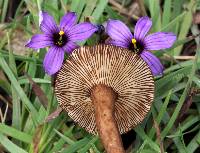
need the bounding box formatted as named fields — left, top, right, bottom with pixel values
left=55, top=44, right=154, bottom=153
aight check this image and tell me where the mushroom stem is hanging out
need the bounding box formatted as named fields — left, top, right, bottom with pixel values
left=91, top=84, right=125, bottom=153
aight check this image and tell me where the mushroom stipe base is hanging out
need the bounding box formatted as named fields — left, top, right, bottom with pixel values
left=91, top=84, right=125, bottom=153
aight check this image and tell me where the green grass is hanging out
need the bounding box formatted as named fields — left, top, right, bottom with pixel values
left=0, top=0, right=200, bottom=152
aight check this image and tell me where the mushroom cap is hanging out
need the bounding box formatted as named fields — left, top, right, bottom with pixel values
left=55, top=44, right=154, bottom=134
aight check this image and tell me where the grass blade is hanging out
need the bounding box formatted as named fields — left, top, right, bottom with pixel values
left=173, top=0, right=196, bottom=55
left=161, top=48, right=198, bottom=139
left=162, top=0, right=172, bottom=27
left=0, top=124, right=32, bottom=143
left=92, top=0, right=108, bottom=22
left=0, top=133, right=28, bottom=153
left=1, top=0, right=9, bottom=22
left=0, top=53, right=38, bottom=121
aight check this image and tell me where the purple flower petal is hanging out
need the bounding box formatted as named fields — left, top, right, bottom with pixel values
left=106, top=39, right=129, bottom=49
left=68, top=22, right=97, bottom=41
left=40, top=11, right=59, bottom=34
left=140, top=51, right=164, bottom=76
left=134, top=17, right=152, bottom=41
left=25, top=34, right=53, bottom=50
left=106, top=20, right=133, bottom=43
left=144, top=32, right=176, bottom=51
left=60, top=12, right=77, bottom=32
left=63, top=41, right=79, bottom=54
left=43, top=46, right=64, bottom=75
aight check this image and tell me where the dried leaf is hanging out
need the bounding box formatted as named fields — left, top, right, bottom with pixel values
left=33, top=125, right=43, bottom=153
left=44, top=107, right=62, bottom=123
left=26, top=74, right=48, bottom=109
left=154, top=119, right=164, bottom=153
left=176, top=87, right=199, bottom=125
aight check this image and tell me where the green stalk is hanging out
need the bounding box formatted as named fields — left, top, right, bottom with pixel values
left=1, top=0, right=9, bottom=22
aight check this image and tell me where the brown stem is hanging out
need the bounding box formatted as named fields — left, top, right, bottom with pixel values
left=91, top=84, right=125, bottom=153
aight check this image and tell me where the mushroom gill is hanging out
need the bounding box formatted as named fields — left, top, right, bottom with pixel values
left=55, top=44, right=154, bottom=134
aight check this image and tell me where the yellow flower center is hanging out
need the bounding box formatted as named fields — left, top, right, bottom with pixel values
left=59, top=30, right=65, bottom=36
left=53, top=30, right=67, bottom=47
left=132, top=38, right=137, bottom=48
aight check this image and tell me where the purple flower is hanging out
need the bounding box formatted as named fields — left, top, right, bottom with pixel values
left=106, top=17, right=176, bottom=76
left=26, top=11, right=97, bottom=75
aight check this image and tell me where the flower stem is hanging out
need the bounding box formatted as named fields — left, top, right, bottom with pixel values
left=91, top=84, right=125, bottom=153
